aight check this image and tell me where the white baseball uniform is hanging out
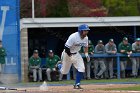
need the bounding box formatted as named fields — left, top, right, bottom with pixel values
left=61, top=32, right=88, bottom=74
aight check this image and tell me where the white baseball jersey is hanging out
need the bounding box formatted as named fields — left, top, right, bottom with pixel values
left=61, top=32, right=88, bottom=74
left=65, top=32, right=88, bottom=53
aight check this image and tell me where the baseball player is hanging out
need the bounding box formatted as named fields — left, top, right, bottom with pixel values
left=46, top=50, right=62, bottom=81
left=94, top=40, right=106, bottom=79
left=0, top=40, right=6, bottom=73
left=131, top=38, right=140, bottom=78
left=80, top=40, right=94, bottom=80
left=60, top=24, right=90, bottom=89
left=29, top=50, right=42, bottom=82
left=118, top=37, right=132, bottom=78
left=105, top=39, right=117, bottom=79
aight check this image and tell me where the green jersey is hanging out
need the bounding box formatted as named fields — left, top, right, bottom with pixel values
left=0, top=47, right=6, bottom=64
left=80, top=43, right=94, bottom=54
left=29, top=56, right=41, bottom=67
left=118, top=42, right=132, bottom=54
left=46, top=55, right=60, bottom=70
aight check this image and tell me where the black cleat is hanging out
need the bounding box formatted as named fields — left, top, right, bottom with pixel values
left=73, top=84, right=83, bottom=89
left=95, top=75, right=100, bottom=80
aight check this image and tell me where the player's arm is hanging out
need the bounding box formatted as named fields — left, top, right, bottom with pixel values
left=84, top=46, right=90, bottom=62
left=65, top=34, right=75, bottom=57
left=65, top=46, right=72, bottom=56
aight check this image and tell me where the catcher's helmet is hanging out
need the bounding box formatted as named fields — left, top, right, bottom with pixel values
left=78, top=24, right=90, bottom=32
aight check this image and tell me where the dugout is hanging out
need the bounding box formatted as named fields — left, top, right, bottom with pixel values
left=20, top=17, right=140, bottom=81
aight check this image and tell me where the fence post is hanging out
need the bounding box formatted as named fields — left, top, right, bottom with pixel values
left=117, top=54, right=120, bottom=79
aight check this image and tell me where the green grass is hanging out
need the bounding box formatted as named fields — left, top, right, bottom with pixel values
left=22, top=78, right=140, bottom=85
left=104, top=85, right=140, bottom=91
left=2, top=78, right=140, bottom=87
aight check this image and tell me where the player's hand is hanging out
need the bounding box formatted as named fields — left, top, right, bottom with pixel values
left=53, top=68, right=56, bottom=71
left=90, top=52, right=94, bottom=55
left=112, top=51, right=116, bottom=54
left=120, top=50, right=125, bottom=53
left=86, top=55, right=90, bottom=62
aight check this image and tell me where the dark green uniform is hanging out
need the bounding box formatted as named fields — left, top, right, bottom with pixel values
left=0, top=47, right=6, bottom=64
left=29, top=56, right=41, bottom=67
left=46, top=55, right=60, bottom=70
left=118, top=41, right=132, bottom=78
left=118, top=42, right=132, bottom=55
left=29, top=56, right=42, bottom=81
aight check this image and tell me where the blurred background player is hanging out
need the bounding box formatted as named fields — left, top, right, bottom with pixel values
left=80, top=40, right=94, bottom=80
left=28, top=50, right=42, bottom=82
left=61, top=24, right=90, bottom=89
left=118, top=37, right=132, bottom=78
left=105, top=39, right=117, bottom=79
left=131, top=38, right=140, bottom=78
left=94, top=40, right=106, bottom=79
left=46, top=50, right=62, bottom=81
left=0, top=40, right=6, bottom=74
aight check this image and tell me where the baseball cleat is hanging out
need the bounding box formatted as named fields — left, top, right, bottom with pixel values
left=73, top=84, right=83, bottom=89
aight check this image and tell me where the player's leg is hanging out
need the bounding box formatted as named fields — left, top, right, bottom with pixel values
left=94, top=59, right=99, bottom=78
left=97, top=59, right=106, bottom=77
left=73, top=53, right=85, bottom=89
left=86, top=61, right=91, bottom=79
left=131, top=58, right=137, bottom=76
left=38, top=68, right=42, bottom=81
left=46, top=68, right=52, bottom=81
left=104, top=59, right=109, bottom=79
left=120, top=61, right=126, bottom=78
left=136, top=58, right=140, bottom=76
left=109, top=59, right=114, bottom=79
left=33, top=69, right=37, bottom=82
left=60, top=51, right=72, bottom=74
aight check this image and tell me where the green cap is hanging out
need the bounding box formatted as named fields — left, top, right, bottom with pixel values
left=136, top=38, right=140, bottom=41
left=98, top=40, right=103, bottom=44
left=123, top=37, right=128, bottom=41
left=33, top=50, right=38, bottom=53
left=109, top=39, right=114, bottom=42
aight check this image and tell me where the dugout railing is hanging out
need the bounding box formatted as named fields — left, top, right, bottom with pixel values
left=77, top=53, right=140, bottom=80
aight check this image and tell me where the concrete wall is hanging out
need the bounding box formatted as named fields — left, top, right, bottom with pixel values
left=20, top=28, right=28, bottom=82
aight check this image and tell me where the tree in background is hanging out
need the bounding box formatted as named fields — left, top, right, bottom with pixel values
left=20, top=0, right=140, bottom=18
left=102, top=0, right=140, bottom=16
left=46, top=0, right=70, bottom=17
left=68, top=0, right=107, bottom=17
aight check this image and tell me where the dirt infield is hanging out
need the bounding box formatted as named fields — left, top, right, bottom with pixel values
left=2, top=84, right=139, bottom=93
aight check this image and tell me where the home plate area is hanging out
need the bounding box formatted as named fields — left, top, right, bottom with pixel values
left=1, top=84, right=139, bottom=93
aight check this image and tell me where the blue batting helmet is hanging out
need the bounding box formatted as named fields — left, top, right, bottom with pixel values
left=78, top=24, right=90, bottom=32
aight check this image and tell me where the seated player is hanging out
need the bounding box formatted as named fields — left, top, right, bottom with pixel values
left=28, top=50, right=42, bottom=82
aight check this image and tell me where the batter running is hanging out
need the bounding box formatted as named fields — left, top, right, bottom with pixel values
left=61, top=24, right=90, bottom=89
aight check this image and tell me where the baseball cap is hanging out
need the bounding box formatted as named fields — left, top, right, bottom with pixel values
left=123, top=37, right=128, bottom=41
left=33, top=50, right=38, bottom=53
left=109, top=39, right=114, bottom=42
left=98, top=40, right=103, bottom=44
left=136, top=38, right=140, bottom=41
left=49, top=50, right=53, bottom=53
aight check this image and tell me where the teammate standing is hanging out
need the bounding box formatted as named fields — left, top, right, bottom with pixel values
left=118, top=37, right=132, bottom=78
left=105, top=39, right=117, bottom=79
left=131, top=38, right=140, bottom=77
left=61, top=24, right=90, bottom=89
left=94, top=40, right=106, bottom=79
